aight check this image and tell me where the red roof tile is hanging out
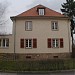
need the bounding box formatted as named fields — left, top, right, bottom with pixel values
left=16, top=4, right=65, bottom=17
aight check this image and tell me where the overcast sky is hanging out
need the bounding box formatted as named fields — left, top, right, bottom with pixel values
left=6, top=0, right=66, bottom=16
left=0, top=0, right=67, bottom=34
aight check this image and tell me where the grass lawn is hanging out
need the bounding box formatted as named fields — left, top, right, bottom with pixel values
left=0, top=59, right=75, bottom=72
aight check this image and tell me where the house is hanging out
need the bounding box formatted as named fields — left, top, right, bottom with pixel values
left=0, top=5, right=71, bottom=60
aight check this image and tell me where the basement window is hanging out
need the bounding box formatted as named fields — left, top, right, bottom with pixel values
left=53, top=56, right=58, bottom=58
left=26, top=56, right=31, bottom=59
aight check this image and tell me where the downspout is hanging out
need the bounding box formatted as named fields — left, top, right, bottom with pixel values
left=67, top=19, right=71, bottom=57
left=13, top=19, right=16, bottom=60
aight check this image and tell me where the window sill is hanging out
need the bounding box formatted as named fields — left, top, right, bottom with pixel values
left=39, top=15, right=45, bottom=16
left=25, top=47, right=32, bottom=49
left=25, top=30, right=32, bottom=31
left=0, top=47, right=9, bottom=49
left=51, top=47, right=59, bottom=49
left=51, top=29, right=59, bottom=31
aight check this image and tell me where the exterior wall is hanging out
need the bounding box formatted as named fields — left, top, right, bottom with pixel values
left=14, top=18, right=71, bottom=54
left=0, top=17, right=71, bottom=60
left=0, top=35, right=14, bottom=53
left=15, top=53, right=71, bottom=60
left=0, top=53, right=71, bottom=60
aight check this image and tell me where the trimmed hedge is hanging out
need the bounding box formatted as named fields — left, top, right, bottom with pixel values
left=0, top=59, right=75, bottom=72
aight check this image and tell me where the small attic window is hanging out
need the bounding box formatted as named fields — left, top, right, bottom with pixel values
left=38, top=8, right=45, bottom=15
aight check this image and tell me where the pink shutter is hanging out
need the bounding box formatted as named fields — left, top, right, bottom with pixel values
left=60, top=38, right=63, bottom=48
left=20, top=39, right=24, bottom=48
left=33, top=39, right=37, bottom=48
left=48, top=38, right=51, bottom=48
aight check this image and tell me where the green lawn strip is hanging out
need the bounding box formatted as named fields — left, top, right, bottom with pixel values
left=63, top=59, right=74, bottom=70
left=0, top=59, right=74, bottom=71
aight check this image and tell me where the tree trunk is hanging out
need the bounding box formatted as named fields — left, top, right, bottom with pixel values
left=72, top=30, right=75, bottom=58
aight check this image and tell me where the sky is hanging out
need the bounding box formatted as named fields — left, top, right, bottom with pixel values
left=0, top=0, right=66, bottom=34
left=7, top=0, right=66, bottom=16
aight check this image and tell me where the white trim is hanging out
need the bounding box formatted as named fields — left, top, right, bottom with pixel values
left=25, top=21, right=32, bottom=31
left=39, top=9, right=44, bottom=15
left=52, top=39, right=59, bottom=48
left=25, top=39, right=32, bottom=48
left=0, top=38, right=9, bottom=48
left=51, top=21, right=58, bottom=30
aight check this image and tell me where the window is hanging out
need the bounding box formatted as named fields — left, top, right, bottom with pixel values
left=52, top=39, right=59, bottom=48
left=20, top=38, right=37, bottom=48
left=26, top=56, right=31, bottom=59
left=25, top=21, right=32, bottom=31
left=48, top=38, right=64, bottom=48
left=0, top=38, right=9, bottom=48
left=51, top=21, right=58, bottom=30
left=25, top=39, right=32, bottom=48
left=53, top=56, right=58, bottom=58
left=38, top=9, right=45, bottom=15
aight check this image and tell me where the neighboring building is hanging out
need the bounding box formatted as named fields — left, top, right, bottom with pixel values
left=0, top=34, right=14, bottom=60
left=0, top=5, right=71, bottom=60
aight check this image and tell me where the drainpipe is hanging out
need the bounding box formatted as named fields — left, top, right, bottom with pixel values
left=67, top=19, right=71, bottom=57
left=13, top=19, right=16, bottom=60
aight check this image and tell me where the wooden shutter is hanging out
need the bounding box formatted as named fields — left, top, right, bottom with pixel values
left=33, top=39, right=37, bottom=48
left=60, top=38, right=63, bottom=48
left=20, top=39, right=24, bottom=48
left=48, top=38, right=51, bottom=48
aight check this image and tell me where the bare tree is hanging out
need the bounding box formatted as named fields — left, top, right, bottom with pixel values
left=0, top=1, right=9, bottom=34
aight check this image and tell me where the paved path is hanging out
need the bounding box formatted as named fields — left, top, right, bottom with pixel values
left=17, top=71, right=75, bottom=75
left=0, top=71, right=75, bottom=75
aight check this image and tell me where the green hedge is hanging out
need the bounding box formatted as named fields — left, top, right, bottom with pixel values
left=0, top=59, right=75, bottom=72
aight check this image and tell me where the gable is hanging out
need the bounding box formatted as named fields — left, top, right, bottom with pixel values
left=16, top=5, right=65, bottom=17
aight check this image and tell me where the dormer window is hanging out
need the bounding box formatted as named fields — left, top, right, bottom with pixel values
left=38, top=8, right=45, bottom=15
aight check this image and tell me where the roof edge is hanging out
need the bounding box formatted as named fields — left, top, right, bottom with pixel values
left=10, top=16, right=69, bottom=20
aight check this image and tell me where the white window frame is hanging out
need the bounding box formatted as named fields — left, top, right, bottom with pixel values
left=25, top=21, right=32, bottom=31
left=39, top=9, right=45, bottom=15
left=25, top=39, right=32, bottom=48
left=51, top=21, right=58, bottom=30
left=0, top=38, right=9, bottom=48
left=52, top=39, right=59, bottom=48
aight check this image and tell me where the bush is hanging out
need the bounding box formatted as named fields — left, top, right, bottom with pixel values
left=0, top=59, right=75, bottom=72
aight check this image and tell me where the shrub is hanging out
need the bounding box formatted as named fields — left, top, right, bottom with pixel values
left=0, top=59, right=75, bottom=72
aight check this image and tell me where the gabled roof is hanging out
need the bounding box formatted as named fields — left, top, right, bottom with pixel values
left=16, top=4, right=65, bottom=17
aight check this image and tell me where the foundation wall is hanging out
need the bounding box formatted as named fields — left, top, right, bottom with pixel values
left=0, top=53, right=71, bottom=61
